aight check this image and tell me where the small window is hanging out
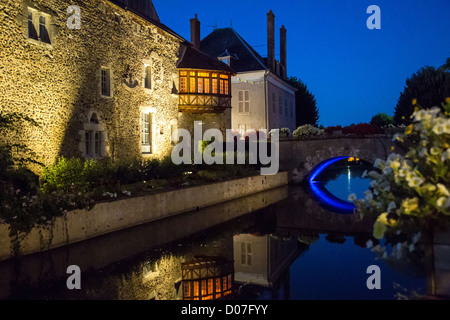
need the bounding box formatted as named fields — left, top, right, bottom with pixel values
left=144, top=65, right=151, bottom=89
left=141, top=112, right=152, bottom=154
left=238, top=90, right=249, bottom=113
left=101, top=67, right=112, bottom=97
left=27, top=8, right=51, bottom=45
left=27, top=10, right=38, bottom=40
left=241, top=242, right=252, bottom=266
left=85, top=131, right=102, bottom=157
left=39, top=15, right=50, bottom=44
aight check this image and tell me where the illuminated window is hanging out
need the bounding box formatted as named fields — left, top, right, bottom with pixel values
left=190, top=71, right=196, bottom=77
left=212, top=79, right=218, bottom=94
left=238, top=90, right=249, bottom=113
left=180, top=77, right=187, bottom=93
left=141, top=112, right=152, bottom=154
left=224, top=80, right=229, bottom=95
left=204, top=78, right=210, bottom=93
left=197, top=77, right=203, bottom=93
left=190, top=77, right=196, bottom=93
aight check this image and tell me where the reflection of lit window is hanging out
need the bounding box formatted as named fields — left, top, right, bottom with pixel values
left=181, top=257, right=234, bottom=300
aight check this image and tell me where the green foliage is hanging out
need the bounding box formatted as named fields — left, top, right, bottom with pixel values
left=292, top=124, right=324, bottom=139
left=394, top=60, right=450, bottom=125
left=371, top=113, right=394, bottom=128
left=286, top=76, right=319, bottom=127
left=356, top=99, right=450, bottom=241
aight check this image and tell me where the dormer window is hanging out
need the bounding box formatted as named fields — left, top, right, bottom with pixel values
left=218, top=57, right=230, bottom=66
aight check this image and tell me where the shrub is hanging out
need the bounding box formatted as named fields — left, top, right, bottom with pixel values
left=355, top=99, right=450, bottom=241
left=292, top=124, right=324, bottom=139
left=371, top=113, right=394, bottom=128
left=324, top=125, right=342, bottom=134
left=40, top=157, right=85, bottom=193
left=342, top=123, right=384, bottom=135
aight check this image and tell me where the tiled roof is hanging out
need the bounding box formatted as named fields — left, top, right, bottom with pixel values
left=200, top=28, right=268, bottom=72
left=177, top=45, right=235, bottom=74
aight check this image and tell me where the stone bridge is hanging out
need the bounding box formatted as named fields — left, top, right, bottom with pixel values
left=277, top=136, right=395, bottom=183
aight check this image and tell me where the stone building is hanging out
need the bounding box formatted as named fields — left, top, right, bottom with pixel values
left=194, top=10, right=297, bottom=135
left=0, top=0, right=233, bottom=171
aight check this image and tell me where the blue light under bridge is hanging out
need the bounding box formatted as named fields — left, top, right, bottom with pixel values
left=306, top=156, right=358, bottom=214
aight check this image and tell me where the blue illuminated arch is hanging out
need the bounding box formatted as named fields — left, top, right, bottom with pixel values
left=306, top=156, right=356, bottom=214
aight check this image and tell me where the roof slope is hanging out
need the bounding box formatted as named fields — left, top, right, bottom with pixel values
left=109, top=0, right=185, bottom=41
left=200, top=28, right=268, bottom=72
left=177, top=45, right=235, bottom=74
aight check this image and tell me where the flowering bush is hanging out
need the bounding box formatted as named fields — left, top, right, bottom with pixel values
left=324, top=125, right=342, bottom=134
left=269, top=128, right=291, bottom=138
left=342, top=123, right=384, bottom=135
left=355, top=99, right=450, bottom=240
left=292, top=124, right=324, bottom=139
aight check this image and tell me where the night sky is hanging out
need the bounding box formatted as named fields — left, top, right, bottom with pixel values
left=153, top=0, right=450, bottom=127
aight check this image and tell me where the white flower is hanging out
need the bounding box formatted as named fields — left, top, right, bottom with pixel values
left=364, top=189, right=373, bottom=201
left=432, top=123, right=445, bottom=135
left=441, top=149, right=450, bottom=162
left=348, top=193, right=357, bottom=201
left=368, top=171, right=381, bottom=179
left=374, top=159, right=385, bottom=169
left=437, top=183, right=450, bottom=197
left=387, top=201, right=396, bottom=213
left=437, top=197, right=449, bottom=208
left=407, top=176, right=424, bottom=188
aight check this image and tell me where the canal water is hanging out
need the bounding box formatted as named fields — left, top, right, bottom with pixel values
left=0, top=163, right=429, bottom=300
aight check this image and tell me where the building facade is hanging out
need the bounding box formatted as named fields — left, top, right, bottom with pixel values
left=195, top=11, right=297, bottom=136
left=0, top=0, right=231, bottom=171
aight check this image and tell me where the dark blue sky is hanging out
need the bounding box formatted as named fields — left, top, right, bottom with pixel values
left=153, top=0, right=450, bottom=127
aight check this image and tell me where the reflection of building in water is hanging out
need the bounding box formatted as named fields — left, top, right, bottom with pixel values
left=233, top=233, right=305, bottom=299
left=181, top=256, right=234, bottom=300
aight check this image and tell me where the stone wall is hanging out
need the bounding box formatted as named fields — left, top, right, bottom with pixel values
left=0, top=172, right=289, bottom=261
left=0, top=0, right=182, bottom=170
left=278, top=136, right=394, bottom=182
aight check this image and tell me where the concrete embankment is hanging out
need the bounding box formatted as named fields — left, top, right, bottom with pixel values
left=0, top=172, right=288, bottom=261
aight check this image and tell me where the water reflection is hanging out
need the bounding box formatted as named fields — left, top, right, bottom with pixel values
left=306, top=157, right=373, bottom=214
left=0, top=183, right=439, bottom=300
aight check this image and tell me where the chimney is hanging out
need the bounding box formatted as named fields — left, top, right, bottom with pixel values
left=190, top=14, right=200, bottom=50
left=280, top=25, right=287, bottom=79
left=267, top=10, right=275, bottom=73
